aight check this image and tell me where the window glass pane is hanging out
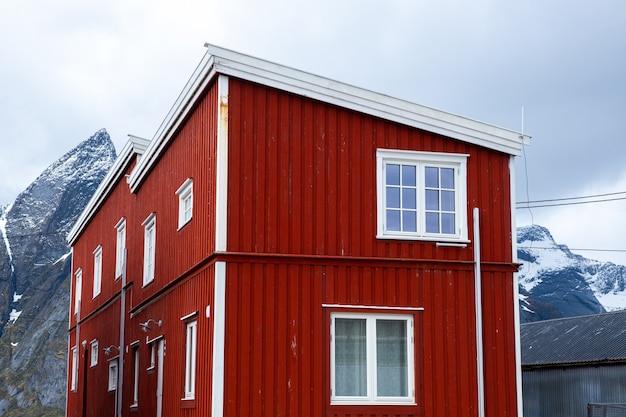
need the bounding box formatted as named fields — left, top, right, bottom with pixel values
left=426, top=212, right=439, bottom=233
left=402, top=188, right=416, bottom=209
left=441, top=213, right=455, bottom=234
left=401, top=165, right=416, bottom=186
left=335, top=318, right=367, bottom=397
left=376, top=319, right=408, bottom=397
left=425, top=166, right=438, bottom=188
left=386, top=164, right=400, bottom=185
left=441, top=190, right=455, bottom=211
left=386, top=187, right=400, bottom=208
left=402, top=211, right=417, bottom=232
left=425, top=190, right=439, bottom=210
left=386, top=210, right=400, bottom=231
left=440, top=168, right=454, bottom=189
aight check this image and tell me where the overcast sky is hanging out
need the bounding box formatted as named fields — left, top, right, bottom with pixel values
left=1, top=1, right=625, bottom=264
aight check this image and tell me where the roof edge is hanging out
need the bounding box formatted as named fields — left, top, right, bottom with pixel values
left=67, top=135, right=150, bottom=245
left=128, top=44, right=531, bottom=192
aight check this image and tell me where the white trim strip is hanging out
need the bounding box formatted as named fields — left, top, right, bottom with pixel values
left=322, top=304, right=424, bottom=311
left=215, top=75, right=229, bottom=252
left=180, top=311, right=199, bottom=321
left=211, top=261, right=226, bottom=417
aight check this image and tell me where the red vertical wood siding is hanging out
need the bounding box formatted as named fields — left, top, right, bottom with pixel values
left=224, top=78, right=519, bottom=417
left=67, top=73, right=519, bottom=417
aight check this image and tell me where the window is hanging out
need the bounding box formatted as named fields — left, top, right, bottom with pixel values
left=93, top=245, right=102, bottom=297
left=115, top=218, right=126, bottom=279
left=132, top=344, right=140, bottom=407
left=142, top=213, right=156, bottom=286
left=330, top=313, right=414, bottom=405
left=148, top=342, right=156, bottom=371
left=176, top=178, right=193, bottom=229
left=376, top=149, right=468, bottom=241
left=71, top=346, right=78, bottom=391
left=74, top=269, right=82, bottom=315
left=108, top=359, right=119, bottom=391
left=184, top=320, right=198, bottom=399
left=90, top=340, right=98, bottom=367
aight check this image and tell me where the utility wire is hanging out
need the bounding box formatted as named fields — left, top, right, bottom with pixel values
left=517, top=191, right=626, bottom=209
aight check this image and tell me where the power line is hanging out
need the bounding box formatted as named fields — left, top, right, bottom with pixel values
left=517, top=191, right=626, bottom=209
left=518, top=245, right=626, bottom=254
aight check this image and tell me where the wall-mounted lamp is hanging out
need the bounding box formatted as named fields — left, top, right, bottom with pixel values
left=104, top=345, right=120, bottom=356
left=139, top=319, right=162, bottom=332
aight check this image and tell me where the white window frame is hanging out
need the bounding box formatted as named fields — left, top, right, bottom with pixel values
left=74, top=269, right=82, bottom=315
left=93, top=245, right=102, bottom=298
left=108, top=359, right=119, bottom=392
left=115, top=218, right=126, bottom=279
left=71, top=346, right=78, bottom=391
left=330, top=312, right=415, bottom=405
left=142, top=213, right=156, bottom=286
left=90, top=339, right=99, bottom=367
left=131, top=343, right=140, bottom=407
left=184, top=319, right=198, bottom=399
left=376, top=149, right=468, bottom=242
left=176, top=178, right=193, bottom=229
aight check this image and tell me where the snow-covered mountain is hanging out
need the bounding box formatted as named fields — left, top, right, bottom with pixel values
left=517, top=224, right=626, bottom=323
left=0, top=129, right=115, bottom=416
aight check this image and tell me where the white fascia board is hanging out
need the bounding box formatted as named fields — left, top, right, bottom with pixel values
left=67, top=136, right=150, bottom=245
left=129, top=44, right=532, bottom=193
left=205, top=44, right=531, bottom=155
left=128, top=53, right=218, bottom=192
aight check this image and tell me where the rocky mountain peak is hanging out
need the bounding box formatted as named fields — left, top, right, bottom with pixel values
left=0, top=129, right=116, bottom=416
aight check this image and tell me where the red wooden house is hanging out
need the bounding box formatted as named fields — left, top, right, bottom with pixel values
left=66, top=44, right=530, bottom=417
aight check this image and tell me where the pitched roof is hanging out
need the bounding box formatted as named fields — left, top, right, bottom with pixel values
left=521, top=310, right=626, bottom=367
left=67, top=135, right=150, bottom=244
left=128, top=44, right=531, bottom=193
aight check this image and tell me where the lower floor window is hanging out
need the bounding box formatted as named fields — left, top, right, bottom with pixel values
left=108, top=359, right=119, bottom=391
left=331, top=312, right=415, bottom=404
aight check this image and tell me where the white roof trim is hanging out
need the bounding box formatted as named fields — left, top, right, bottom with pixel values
left=67, top=135, right=150, bottom=245
left=128, top=44, right=530, bottom=193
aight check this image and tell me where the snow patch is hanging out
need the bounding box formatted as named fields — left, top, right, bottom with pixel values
left=13, top=292, right=22, bottom=302
left=0, top=203, right=14, bottom=269
left=8, top=309, right=22, bottom=324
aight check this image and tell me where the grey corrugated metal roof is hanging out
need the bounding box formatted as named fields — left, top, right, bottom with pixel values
left=521, top=310, right=626, bottom=367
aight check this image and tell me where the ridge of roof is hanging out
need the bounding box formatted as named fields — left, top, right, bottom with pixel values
left=128, top=44, right=531, bottom=192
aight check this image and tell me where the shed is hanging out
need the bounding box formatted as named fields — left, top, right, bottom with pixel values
left=521, top=310, right=626, bottom=417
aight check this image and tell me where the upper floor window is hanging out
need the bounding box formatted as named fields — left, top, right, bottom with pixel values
left=142, top=213, right=156, bottom=286
left=376, top=149, right=468, bottom=241
left=74, top=269, right=82, bottom=315
left=115, top=218, right=126, bottom=279
left=176, top=178, right=193, bottom=229
left=93, top=245, right=102, bottom=298
left=330, top=312, right=415, bottom=405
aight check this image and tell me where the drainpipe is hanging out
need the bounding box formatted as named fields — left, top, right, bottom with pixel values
left=116, top=249, right=127, bottom=417
left=473, top=207, right=486, bottom=417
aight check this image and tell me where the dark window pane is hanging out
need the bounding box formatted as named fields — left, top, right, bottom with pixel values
left=425, top=190, right=439, bottom=210
left=335, top=319, right=367, bottom=396
left=387, top=210, right=401, bottom=231
left=441, top=213, right=455, bottom=234
left=386, top=187, right=400, bottom=208
left=401, top=165, right=416, bottom=186
left=386, top=164, right=400, bottom=185
left=440, top=168, right=454, bottom=189
left=426, top=212, right=439, bottom=233
left=425, top=166, right=438, bottom=188
left=402, top=188, right=416, bottom=209
left=376, top=320, right=408, bottom=397
left=402, top=211, right=417, bottom=232
left=441, top=190, right=455, bottom=211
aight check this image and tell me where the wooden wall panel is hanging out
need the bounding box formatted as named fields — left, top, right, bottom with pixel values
left=221, top=259, right=518, bottom=417
left=227, top=78, right=515, bottom=264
